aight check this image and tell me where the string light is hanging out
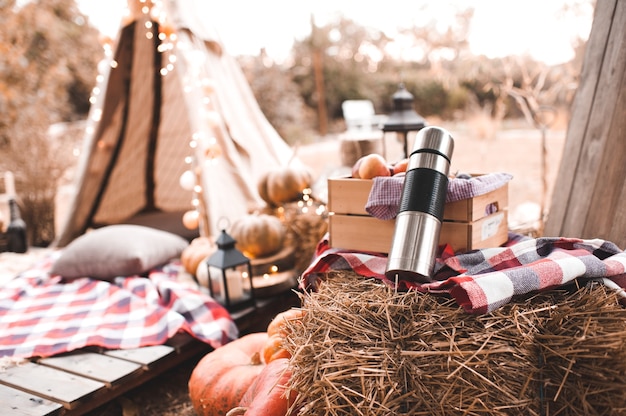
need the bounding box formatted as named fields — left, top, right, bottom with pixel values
left=92, top=108, right=102, bottom=122
left=120, top=0, right=227, bottom=237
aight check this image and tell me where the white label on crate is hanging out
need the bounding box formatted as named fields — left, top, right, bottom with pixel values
left=482, top=212, right=504, bottom=240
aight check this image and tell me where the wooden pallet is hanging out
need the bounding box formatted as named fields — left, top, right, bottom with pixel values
left=0, top=333, right=210, bottom=416
left=0, top=287, right=300, bottom=416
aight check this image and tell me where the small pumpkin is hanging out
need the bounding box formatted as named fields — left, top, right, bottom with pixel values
left=227, top=358, right=297, bottom=416
left=181, top=236, right=214, bottom=275
left=257, top=166, right=314, bottom=207
left=267, top=308, right=305, bottom=338
left=229, top=213, right=286, bottom=259
left=261, top=333, right=292, bottom=364
left=188, top=333, right=268, bottom=416
left=262, top=308, right=305, bottom=364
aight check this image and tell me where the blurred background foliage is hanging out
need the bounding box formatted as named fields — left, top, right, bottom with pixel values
left=240, top=12, right=587, bottom=143
left=0, top=0, right=101, bottom=246
left=0, top=0, right=591, bottom=246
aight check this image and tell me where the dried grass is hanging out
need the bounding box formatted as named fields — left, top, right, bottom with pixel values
left=269, top=200, right=328, bottom=274
left=285, top=272, right=626, bottom=415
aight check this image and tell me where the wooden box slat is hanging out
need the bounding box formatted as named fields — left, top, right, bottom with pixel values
left=444, top=185, right=508, bottom=222
left=327, top=176, right=508, bottom=222
left=0, top=361, right=105, bottom=409
left=329, top=211, right=508, bottom=254
left=0, top=383, right=62, bottom=416
left=327, top=177, right=373, bottom=216
left=38, top=351, right=143, bottom=387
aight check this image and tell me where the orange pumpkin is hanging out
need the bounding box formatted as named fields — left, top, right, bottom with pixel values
left=261, top=333, right=292, bottom=364
left=181, top=236, right=214, bottom=275
left=188, top=333, right=268, bottom=416
left=229, top=214, right=286, bottom=259
left=257, top=166, right=314, bottom=207
left=262, top=308, right=304, bottom=364
left=267, top=308, right=305, bottom=338
left=227, top=358, right=297, bottom=416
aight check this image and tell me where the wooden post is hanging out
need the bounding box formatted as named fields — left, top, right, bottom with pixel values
left=544, top=0, right=626, bottom=248
left=313, top=48, right=328, bottom=136
left=310, top=15, right=328, bottom=136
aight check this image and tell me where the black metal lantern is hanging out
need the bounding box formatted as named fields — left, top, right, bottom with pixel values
left=205, top=229, right=256, bottom=311
left=382, top=83, right=427, bottom=158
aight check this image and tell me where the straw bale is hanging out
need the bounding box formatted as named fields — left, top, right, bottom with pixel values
left=286, top=272, right=626, bottom=415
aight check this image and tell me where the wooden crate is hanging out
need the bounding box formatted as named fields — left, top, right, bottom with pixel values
left=327, top=176, right=509, bottom=253
left=329, top=211, right=508, bottom=254
left=327, top=176, right=508, bottom=221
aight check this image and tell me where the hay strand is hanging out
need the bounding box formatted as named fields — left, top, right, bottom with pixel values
left=285, top=272, right=626, bottom=415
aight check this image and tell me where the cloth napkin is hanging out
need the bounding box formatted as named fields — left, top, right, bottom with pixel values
left=301, top=234, right=626, bottom=314
left=365, top=172, right=513, bottom=220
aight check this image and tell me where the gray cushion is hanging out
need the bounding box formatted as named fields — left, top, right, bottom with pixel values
left=50, top=225, right=188, bottom=281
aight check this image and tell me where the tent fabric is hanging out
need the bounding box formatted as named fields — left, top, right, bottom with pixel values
left=55, top=0, right=295, bottom=247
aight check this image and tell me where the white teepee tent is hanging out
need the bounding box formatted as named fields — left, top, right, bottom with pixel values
left=55, top=0, right=296, bottom=246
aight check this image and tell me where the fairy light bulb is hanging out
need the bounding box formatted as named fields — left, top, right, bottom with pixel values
left=202, top=78, right=216, bottom=95
left=92, top=108, right=102, bottom=122
left=182, top=210, right=200, bottom=230
left=179, top=170, right=195, bottom=191
left=204, top=110, right=221, bottom=127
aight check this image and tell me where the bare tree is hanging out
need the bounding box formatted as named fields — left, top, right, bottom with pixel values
left=0, top=0, right=101, bottom=246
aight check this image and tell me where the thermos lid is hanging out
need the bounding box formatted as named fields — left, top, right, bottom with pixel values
left=411, top=126, right=454, bottom=162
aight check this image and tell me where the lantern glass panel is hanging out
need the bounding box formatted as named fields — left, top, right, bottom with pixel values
left=208, top=264, right=252, bottom=308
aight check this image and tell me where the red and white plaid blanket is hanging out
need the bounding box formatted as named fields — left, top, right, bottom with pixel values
left=0, top=253, right=238, bottom=359
left=301, top=234, right=626, bottom=314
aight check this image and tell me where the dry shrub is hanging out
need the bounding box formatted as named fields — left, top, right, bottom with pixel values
left=263, top=200, right=328, bottom=275
left=286, top=272, right=626, bottom=415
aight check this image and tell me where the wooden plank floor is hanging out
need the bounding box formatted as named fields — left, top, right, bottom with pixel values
left=0, top=333, right=211, bottom=416
left=0, top=288, right=300, bottom=416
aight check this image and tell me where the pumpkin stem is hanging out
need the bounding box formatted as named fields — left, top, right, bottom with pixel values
left=225, top=406, right=248, bottom=416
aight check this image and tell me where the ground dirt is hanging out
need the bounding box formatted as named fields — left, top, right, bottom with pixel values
left=84, top=120, right=567, bottom=415
left=84, top=354, right=200, bottom=416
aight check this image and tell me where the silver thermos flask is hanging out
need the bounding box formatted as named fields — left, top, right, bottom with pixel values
left=385, top=126, right=454, bottom=283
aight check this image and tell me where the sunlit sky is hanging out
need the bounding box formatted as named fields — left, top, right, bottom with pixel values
left=77, top=0, right=594, bottom=65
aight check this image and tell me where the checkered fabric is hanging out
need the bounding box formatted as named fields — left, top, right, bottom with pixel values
left=301, top=234, right=626, bottom=314
left=0, top=254, right=238, bottom=359
left=365, top=172, right=513, bottom=220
